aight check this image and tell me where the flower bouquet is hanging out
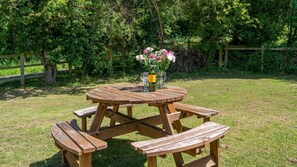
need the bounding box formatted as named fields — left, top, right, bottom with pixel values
left=136, top=47, right=176, bottom=91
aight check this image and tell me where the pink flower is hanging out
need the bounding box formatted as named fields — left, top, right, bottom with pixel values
left=149, top=54, right=155, bottom=59
left=157, top=56, right=162, bottom=62
left=144, top=47, right=153, bottom=55
left=144, top=49, right=148, bottom=55
left=163, top=49, right=169, bottom=56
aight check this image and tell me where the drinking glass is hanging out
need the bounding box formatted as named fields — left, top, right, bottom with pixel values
left=140, top=72, right=149, bottom=92
left=157, top=71, right=166, bottom=89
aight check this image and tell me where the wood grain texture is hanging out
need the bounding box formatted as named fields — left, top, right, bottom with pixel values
left=174, top=103, right=219, bottom=117
left=131, top=122, right=230, bottom=157
left=51, top=124, right=82, bottom=155
left=57, top=122, right=96, bottom=153
left=86, top=85, right=187, bottom=105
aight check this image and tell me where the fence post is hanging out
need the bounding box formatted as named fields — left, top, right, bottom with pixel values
left=68, top=61, right=72, bottom=74
left=224, top=47, right=228, bottom=68
left=219, top=47, right=223, bottom=68
left=187, top=40, right=190, bottom=49
left=20, top=53, right=25, bottom=85
left=261, top=45, right=264, bottom=73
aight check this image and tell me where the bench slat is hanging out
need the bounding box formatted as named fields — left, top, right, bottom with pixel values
left=132, top=122, right=225, bottom=150
left=67, top=120, right=107, bottom=151
left=174, top=103, right=218, bottom=117
left=73, top=104, right=133, bottom=118
left=57, top=122, right=96, bottom=153
left=51, top=124, right=82, bottom=155
left=131, top=122, right=230, bottom=157
left=145, top=126, right=229, bottom=157
left=73, top=106, right=97, bottom=118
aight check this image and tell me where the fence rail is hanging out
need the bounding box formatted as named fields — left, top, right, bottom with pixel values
left=219, top=45, right=297, bottom=72
left=0, top=53, right=71, bottom=85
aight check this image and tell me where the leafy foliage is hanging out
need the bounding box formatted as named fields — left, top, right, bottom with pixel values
left=0, top=0, right=296, bottom=78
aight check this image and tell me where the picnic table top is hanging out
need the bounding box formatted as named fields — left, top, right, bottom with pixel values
left=86, top=84, right=187, bottom=105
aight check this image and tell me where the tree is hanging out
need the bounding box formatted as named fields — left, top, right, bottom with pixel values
left=181, top=0, right=252, bottom=63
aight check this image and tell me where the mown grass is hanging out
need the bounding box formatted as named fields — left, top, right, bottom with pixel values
left=0, top=73, right=296, bottom=167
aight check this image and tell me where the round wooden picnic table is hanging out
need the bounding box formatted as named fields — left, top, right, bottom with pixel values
left=86, top=84, right=188, bottom=165
left=86, top=84, right=187, bottom=105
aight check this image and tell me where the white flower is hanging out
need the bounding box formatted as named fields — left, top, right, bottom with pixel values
left=136, top=54, right=145, bottom=61
left=167, top=52, right=176, bottom=62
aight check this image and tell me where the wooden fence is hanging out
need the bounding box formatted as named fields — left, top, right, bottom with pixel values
left=219, top=45, right=297, bottom=72
left=0, top=53, right=71, bottom=85
left=165, top=42, right=297, bottom=72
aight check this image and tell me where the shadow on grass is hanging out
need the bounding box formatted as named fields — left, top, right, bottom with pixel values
left=0, top=74, right=140, bottom=101
left=29, top=138, right=146, bottom=167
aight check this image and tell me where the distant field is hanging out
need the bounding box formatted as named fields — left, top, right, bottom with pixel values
left=0, top=64, right=69, bottom=77
left=0, top=73, right=296, bottom=166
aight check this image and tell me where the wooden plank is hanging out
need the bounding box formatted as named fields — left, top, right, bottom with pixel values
left=219, top=47, right=223, bottom=68
left=261, top=45, right=264, bottom=73
left=86, top=92, right=119, bottom=104
left=20, top=54, right=25, bottom=85
left=89, top=88, right=143, bottom=104
left=142, top=126, right=229, bottom=157
left=224, top=49, right=228, bottom=67
left=158, top=105, right=175, bottom=135
left=89, top=104, right=107, bottom=132
left=137, top=122, right=169, bottom=139
left=91, top=88, right=134, bottom=103
left=0, top=65, right=21, bottom=70
left=66, top=120, right=107, bottom=151
left=103, top=86, right=163, bottom=104
left=225, top=47, right=262, bottom=51
left=90, top=120, right=138, bottom=140
left=65, top=151, right=79, bottom=167
left=79, top=153, right=92, bottom=167
left=148, top=157, right=157, bottom=167
left=109, top=105, right=119, bottom=127
left=51, top=124, right=82, bottom=155
left=151, top=91, right=183, bottom=103
left=167, top=104, right=183, bottom=133
left=182, top=155, right=216, bottom=167
left=131, top=122, right=229, bottom=153
left=174, top=103, right=218, bottom=117
left=210, top=139, right=220, bottom=167
left=105, top=109, right=181, bottom=127
left=57, top=122, right=96, bottom=154
left=157, top=104, right=184, bottom=165
left=0, top=52, right=38, bottom=58
left=73, top=106, right=98, bottom=118
left=87, top=89, right=130, bottom=104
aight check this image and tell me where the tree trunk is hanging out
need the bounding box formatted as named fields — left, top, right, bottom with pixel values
left=150, top=0, right=164, bottom=48
left=40, top=50, right=57, bottom=84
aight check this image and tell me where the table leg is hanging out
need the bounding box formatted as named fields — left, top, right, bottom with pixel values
left=167, top=104, right=183, bottom=133
left=158, top=104, right=184, bottom=166
left=109, top=105, right=119, bottom=127
left=89, top=103, right=108, bottom=132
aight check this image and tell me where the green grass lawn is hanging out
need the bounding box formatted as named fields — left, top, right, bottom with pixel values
left=0, top=73, right=296, bottom=167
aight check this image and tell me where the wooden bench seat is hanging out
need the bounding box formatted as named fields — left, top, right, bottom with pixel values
left=174, top=103, right=219, bottom=122
left=131, top=122, right=230, bottom=167
left=51, top=120, right=107, bottom=167
left=73, top=104, right=133, bottom=131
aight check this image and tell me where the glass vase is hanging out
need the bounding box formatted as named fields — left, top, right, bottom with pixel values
left=157, top=71, right=166, bottom=89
